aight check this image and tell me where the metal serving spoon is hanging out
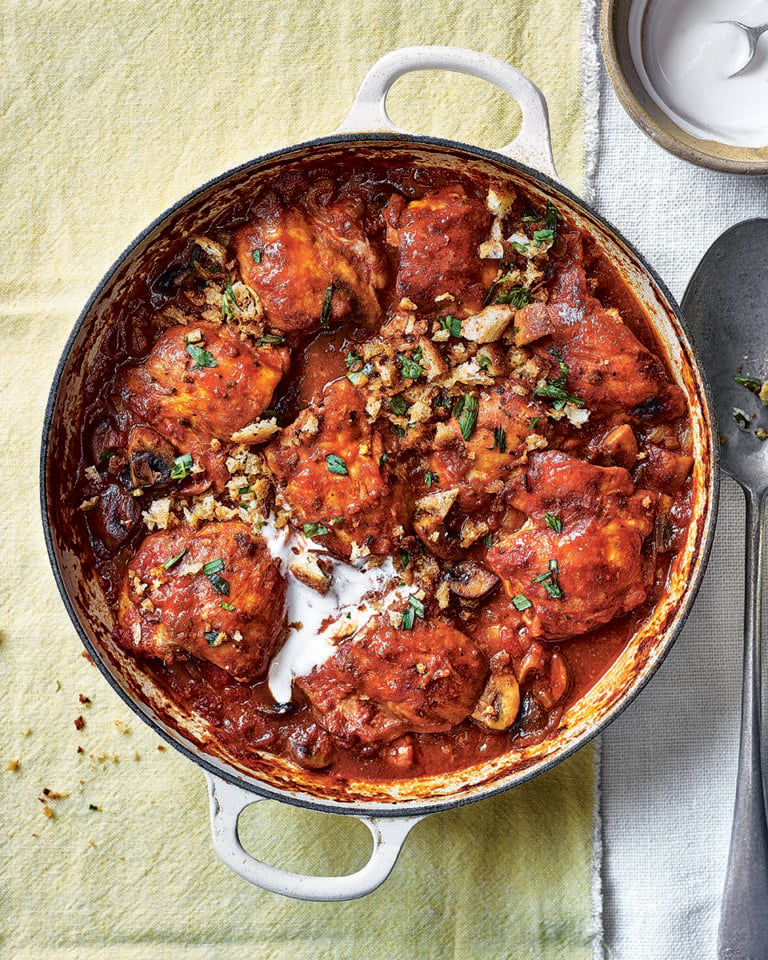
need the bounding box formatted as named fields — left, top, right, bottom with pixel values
left=682, top=219, right=768, bottom=960
left=721, top=20, right=768, bottom=77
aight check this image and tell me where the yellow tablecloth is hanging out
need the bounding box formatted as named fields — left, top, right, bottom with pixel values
left=0, top=2, right=595, bottom=957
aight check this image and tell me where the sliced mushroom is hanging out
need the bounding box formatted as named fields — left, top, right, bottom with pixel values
left=472, top=671, right=521, bottom=731
left=288, top=722, right=334, bottom=770
left=413, top=487, right=460, bottom=559
left=445, top=561, right=500, bottom=602
left=127, top=426, right=177, bottom=489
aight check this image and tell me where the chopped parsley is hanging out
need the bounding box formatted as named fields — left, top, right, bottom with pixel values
left=534, top=381, right=584, bottom=411
left=162, top=547, right=187, bottom=571
left=303, top=521, right=329, bottom=537
left=533, top=350, right=583, bottom=409
left=530, top=415, right=541, bottom=429
left=206, top=573, right=230, bottom=596
left=734, top=375, right=764, bottom=394
left=256, top=332, right=285, bottom=347
left=424, top=470, right=439, bottom=488
left=203, top=558, right=229, bottom=595
left=518, top=201, right=558, bottom=249
left=252, top=248, right=263, bottom=264
left=544, top=513, right=563, bottom=533
left=399, top=549, right=410, bottom=570
left=221, top=276, right=241, bottom=321
left=220, top=601, right=236, bottom=612
left=320, top=284, right=333, bottom=328
left=483, top=530, right=494, bottom=549
left=488, top=425, right=507, bottom=453
left=733, top=408, right=751, bottom=430
left=477, top=354, right=492, bottom=370
left=532, top=228, right=555, bottom=245
left=456, top=394, right=479, bottom=441
left=204, top=630, right=220, bottom=646
left=401, top=594, right=425, bottom=631
left=170, top=452, right=194, bottom=481
left=511, top=593, right=532, bottom=611
left=345, top=350, right=362, bottom=369
left=398, top=353, right=424, bottom=381
left=438, top=314, right=462, bottom=337
left=185, top=340, right=217, bottom=370
left=389, top=395, right=408, bottom=416
left=325, top=453, right=349, bottom=475
left=531, top=558, right=563, bottom=599
left=494, top=285, right=531, bottom=308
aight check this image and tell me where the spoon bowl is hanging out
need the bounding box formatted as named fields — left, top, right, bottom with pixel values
left=682, top=218, right=768, bottom=960
left=684, top=219, right=768, bottom=487
left=722, top=20, right=768, bottom=78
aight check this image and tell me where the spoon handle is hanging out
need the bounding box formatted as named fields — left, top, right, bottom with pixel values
left=718, top=486, right=768, bottom=960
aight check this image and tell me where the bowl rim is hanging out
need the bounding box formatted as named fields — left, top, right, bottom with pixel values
left=40, top=130, right=721, bottom=817
left=600, top=0, right=768, bottom=175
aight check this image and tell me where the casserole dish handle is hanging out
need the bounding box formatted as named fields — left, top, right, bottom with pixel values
left=337, top=46, right=558, bottom=179
left=207, top=772, right=424, bottom=901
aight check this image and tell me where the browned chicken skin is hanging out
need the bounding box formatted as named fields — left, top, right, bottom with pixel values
left=264, top=377, right=411, bottom=558
left=486, top=451, right=658, bottom=639
left=297, top=615, right=487, bottom=746
left=116, top=521, right=287, bottom=681
left=235, top=190, right=389, bottom=332
left=428, top=380, right=550, bottom=512
left=531, top=233, right=687, bottom=422
left=121, top=322, right=289, bottom=446
left=386, top=184, right=497, bottom=316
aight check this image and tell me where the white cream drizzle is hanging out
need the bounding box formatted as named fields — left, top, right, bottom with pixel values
left=630, top=0, right=768, bottom=148
left=257, top=513, right=409, bottom=704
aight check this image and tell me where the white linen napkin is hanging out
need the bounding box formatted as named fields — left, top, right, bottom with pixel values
left=584, top=3, right=768, bottom=957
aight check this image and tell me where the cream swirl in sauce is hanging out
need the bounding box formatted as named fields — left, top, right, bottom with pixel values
left=258, top=513, right=409, bottom=704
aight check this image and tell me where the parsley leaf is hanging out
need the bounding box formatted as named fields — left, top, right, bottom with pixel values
left=185, top=340, right=217, bottom=370
left=457, top=395, right=479, bottom=441
left=320, top=285, right=333, bottom=328
left=511, top=593, right=532, bottom=611
left=325, top=453, right=349, bottom=475
left=398, top=353, right=424, bottom=380
left=438, top=315, right=462, bottom=337
left=734, top=375, right=764, bottom=394
left=401, top=594, right=425, bottom=631
left=303, top=521, right=329, bottom=537
left=206, top=573, right=230, bottom=596
left=531, top=558, right=563, bottom=599
left=734, top=408, right=751, bottom=430
left=533, top=382, right=584, bottom=410
left=170, top=452, right=193, bottom=481
left=162, top=547, right=187, bottom=571
left=390, top=395, right=408, bottom=416
left=494, top=284, right=531, bottom=308
left=544, top=513, right=563, bottom=533
left=488, top=425, right=506, bottom=453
